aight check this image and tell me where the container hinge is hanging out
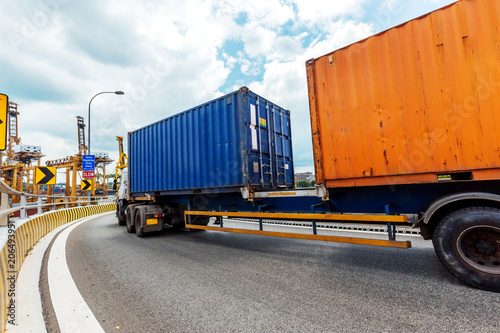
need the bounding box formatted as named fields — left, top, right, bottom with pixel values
left=240, top=187, right=252, bottom=201
left=316, top=184, right=329, bottom=201
left=328, top=55, right=334, bottom=66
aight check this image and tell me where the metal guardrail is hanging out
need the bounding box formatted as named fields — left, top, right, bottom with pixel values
left=0, top=178, right=114, bottom=224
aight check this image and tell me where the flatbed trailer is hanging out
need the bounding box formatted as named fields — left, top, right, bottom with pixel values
left=117, top=0, right=500, bottom=292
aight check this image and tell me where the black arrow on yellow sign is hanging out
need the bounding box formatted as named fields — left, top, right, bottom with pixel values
left=35, top=167, right=56, bottom=185
left=81, top=179, right=92, bottom=191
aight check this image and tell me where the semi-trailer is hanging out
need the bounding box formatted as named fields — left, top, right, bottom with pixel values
left=117, top=0, right=500, bottom=292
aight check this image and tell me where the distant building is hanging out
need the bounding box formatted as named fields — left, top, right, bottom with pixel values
left=294, top=172, right=315, bottom=183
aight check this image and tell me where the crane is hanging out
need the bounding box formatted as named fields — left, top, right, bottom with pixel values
left=1, top=101, right=44, bottom=202
left=114, top=136, right=128, bottom=190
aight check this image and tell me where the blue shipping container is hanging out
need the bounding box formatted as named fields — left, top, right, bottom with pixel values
left=129, top=87, right=294, bottom=196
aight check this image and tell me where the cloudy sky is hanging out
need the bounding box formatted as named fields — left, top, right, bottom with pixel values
left=1, top=0, right=456, bottom=177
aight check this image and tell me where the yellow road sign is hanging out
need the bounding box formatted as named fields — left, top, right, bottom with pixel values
left=81, top=179, right=92, bottom=191
left=0, top=93, right=8, bottom=151
left=35, top=167, right=56, bottom=185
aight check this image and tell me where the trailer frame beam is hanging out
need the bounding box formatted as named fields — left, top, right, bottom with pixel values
left=184, top=211, right=408, bottom=223
left=184, top=211, right=411, bottom=249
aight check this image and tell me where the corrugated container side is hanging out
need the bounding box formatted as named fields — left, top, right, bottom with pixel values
left=129, top=88, right=294, bottom=195
left=307, top=0, right=500, bottom=188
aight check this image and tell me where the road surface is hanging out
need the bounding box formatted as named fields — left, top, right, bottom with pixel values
left=39, top=213, right=500, bottom=332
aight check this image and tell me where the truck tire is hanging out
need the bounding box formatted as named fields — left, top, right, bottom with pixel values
left=117, top=200, right=126, bottom=226
left=432, top=207, right=500, bottom=292
left=135, top=209, right=144, bottom=238
left=116, top=207, right=126, bottom=226
left=126, top=207, right=135, bottom=233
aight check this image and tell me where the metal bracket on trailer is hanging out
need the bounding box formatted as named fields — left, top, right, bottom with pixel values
left=385, top=204, right=397, bottom=241
left=184, top=211, right=411, bottom=249
left=240, top=184, right=330, bottom=201
left=131, top=194, right=155, bottom=202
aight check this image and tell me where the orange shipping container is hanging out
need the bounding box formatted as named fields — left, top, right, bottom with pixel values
left=306, top=0, right=500, bottom=188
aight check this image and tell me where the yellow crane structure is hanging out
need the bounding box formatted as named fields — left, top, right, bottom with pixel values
left=114, top=136, right=128, bottom=190
left=1, top=101, right=44, bottom=203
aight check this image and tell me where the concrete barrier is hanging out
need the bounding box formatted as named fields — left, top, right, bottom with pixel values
left=0, top=203, right=116, bottom=331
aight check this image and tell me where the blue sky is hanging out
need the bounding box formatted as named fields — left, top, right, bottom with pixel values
left=0, top=0, right=457, bottom=175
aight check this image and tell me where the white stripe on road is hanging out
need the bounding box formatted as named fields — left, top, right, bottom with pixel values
left=48, top=217, right=105, bottom=333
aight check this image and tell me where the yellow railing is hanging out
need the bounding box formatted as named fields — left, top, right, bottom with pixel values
left=0, top=178, right=117, bottom=332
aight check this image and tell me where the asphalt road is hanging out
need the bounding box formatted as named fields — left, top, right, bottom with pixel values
left=49, top=214, right=499, bottom=332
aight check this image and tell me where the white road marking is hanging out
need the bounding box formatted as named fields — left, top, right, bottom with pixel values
left=48, top=216, right=106, bottom=333
left=5, top=225, right=54, bottom=333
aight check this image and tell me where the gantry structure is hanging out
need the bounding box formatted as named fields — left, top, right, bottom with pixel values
left=1, top=102, right=44, bottom=202
left=45, top=116, right=113, bottom=198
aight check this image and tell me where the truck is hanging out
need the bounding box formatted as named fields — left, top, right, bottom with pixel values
left=117, top=0, right=500, bottom=292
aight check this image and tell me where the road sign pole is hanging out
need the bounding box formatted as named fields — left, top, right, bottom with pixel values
left=72, top=164, right=77, bottom=205
left=47, top=185, right=52, bottom=211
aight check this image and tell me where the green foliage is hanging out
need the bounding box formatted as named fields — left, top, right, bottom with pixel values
left=297, top=180, right=312, bottom=188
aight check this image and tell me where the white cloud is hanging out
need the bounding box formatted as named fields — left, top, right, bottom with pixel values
left=293, top=0, right=370, bottom=27
left=379, top=0, right=400, bottom=11
left=241, top=23, right=278, bottom=58
left=270, top=36, right=304, bottom=61
left=217, top=0, right=295, bottom=28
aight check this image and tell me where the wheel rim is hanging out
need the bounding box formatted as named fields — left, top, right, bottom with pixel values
left=456, top=225, right=500, bottom=275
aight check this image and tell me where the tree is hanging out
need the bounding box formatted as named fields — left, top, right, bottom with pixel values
left=297, top=180, right=311, bottom=188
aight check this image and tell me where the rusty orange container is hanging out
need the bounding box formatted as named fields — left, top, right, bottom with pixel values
left=306, top=0, right=500, bottom=188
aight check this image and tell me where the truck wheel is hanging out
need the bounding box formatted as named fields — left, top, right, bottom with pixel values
left=432, top=207, right=500, bottom=292
left=126, top=207, right=135, bottom=233
left=135, top=209, right=144, bottom=237
left=117, top=201, right=126, bottom=226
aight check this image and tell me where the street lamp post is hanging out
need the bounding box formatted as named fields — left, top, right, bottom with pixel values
left=88, top=91, right=124, bottom=155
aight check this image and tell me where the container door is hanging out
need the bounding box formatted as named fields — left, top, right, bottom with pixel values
left=271, top=104, right=293, bottom=187
left=247, top=96, right=271, bottom=187
left=246, top=94, right=293, bottom=189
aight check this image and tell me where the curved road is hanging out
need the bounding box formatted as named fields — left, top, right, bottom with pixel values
left=44, top=213, right=499, bottom=332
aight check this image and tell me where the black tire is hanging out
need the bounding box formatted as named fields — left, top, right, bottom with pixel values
left=117, top=201, right=126, bottom=226
left=135, top=209, right=144, bottom=238
left=118, top=215, right=126, bottom=226
left=126, top=207, right=135, bottom=233
left=432, top=207, right=500, bottom=292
